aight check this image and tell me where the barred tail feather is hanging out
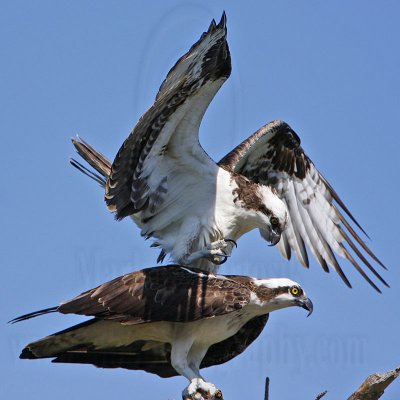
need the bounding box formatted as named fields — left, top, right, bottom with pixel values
left=70, top=136, right=112, bottom=187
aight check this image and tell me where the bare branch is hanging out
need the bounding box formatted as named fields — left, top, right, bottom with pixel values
left=315, top=390, right=328, bottom=399
left=264, top=377, right=270, bottom=400
left=183, top=367, right=399, bottom=400
left=347, top=367, right=400, bottom=400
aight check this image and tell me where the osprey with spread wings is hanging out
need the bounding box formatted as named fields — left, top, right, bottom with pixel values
left=71, top=13, right=387, bottom=291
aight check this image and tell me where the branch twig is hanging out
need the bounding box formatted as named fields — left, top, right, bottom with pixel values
left=315, top=390, right=328, bottom=399
left=264, top=377, right=270, bottom=400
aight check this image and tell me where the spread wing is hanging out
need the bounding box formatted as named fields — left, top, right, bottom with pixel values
left=105, top=13, right=231, bottom=220
left=49, top=266, right=250, bottom=324
left=219, top=120, right=388, bottom=292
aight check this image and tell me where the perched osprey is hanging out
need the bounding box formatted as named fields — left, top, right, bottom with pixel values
left=71, top=13, right=387, bottom=291
left=11, top=266, right=312, bottom=399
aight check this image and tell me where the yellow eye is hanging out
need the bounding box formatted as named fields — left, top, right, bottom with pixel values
left=270, top=217, right=279, bottom=226
left=290, top=286, right=300, bottom=296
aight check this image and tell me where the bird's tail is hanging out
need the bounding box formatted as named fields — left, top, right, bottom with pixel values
left=9, top=307, right=58, bottom=324
left=9, top=307, right=99, bottom=359
left=19, top=319, right=98, bottom=359
left=70, top=136, right=112, bottom=187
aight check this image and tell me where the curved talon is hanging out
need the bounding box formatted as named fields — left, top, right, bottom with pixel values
left=212, top=250, right=229, bottom=265
left=182, top=379, right=222, bottom=400
left=224, top=238, right=237, bottom=248
left=216, top=256, right=228, bottom=266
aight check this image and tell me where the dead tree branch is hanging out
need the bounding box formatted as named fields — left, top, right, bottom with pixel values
left=347, top=367, right=400, bottom=400
left=262, top=366, right=399, bottom=400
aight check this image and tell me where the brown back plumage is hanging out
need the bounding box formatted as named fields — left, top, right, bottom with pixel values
left=58, top=266, right=251, bottom=324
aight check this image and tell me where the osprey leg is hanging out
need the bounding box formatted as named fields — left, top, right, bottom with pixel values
left=170, top=336, right=199, bottom=381
left=170, top=337, right=223, bottom=400
left=185, top=239, right=235, bottom=266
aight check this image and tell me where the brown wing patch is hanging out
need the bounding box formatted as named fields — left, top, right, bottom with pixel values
left=236, top=121, right=311, bottom=182
left=58, top=266, right=251, bottom=324
left=156, top=12, right=229, bottom=101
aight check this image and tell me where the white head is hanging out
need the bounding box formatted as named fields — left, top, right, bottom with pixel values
left=251, top=277, right=313, bottom=316
left=257, top=186, right=288, bottom=246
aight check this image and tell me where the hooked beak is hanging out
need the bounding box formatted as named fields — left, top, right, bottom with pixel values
left=267, top=229, right=281, bottom=247
left=297, top=297, right=313, bottom=317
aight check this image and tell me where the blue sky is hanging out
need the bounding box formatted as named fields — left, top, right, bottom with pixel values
left=1, top=1, right=399, bottom=399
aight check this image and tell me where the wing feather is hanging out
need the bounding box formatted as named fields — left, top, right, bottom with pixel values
left=219, top=120, right=387, bottom=290
left=105, top=14, right=231, bottom=220
left=57, top=266, right=251, bottom=324
left=291, top=179, right=331, bottom=272
left=277, top=231, right=291, bottom=260
left=281, top=180, right=309, bottom=267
